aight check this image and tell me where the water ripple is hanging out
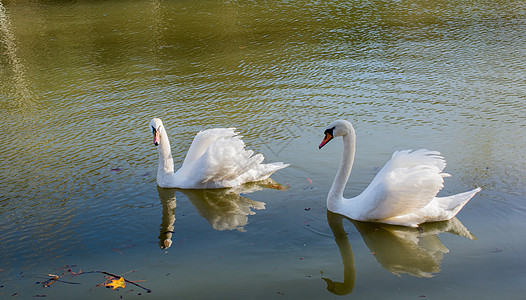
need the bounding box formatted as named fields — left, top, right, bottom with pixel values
left=0, top=0, right=525, bottom=277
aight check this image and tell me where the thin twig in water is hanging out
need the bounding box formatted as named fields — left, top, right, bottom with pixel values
left=42, top=267, right=151, bottom=293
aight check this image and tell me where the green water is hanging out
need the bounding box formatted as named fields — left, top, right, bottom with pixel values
left=1, top=0, right=525, bottom=298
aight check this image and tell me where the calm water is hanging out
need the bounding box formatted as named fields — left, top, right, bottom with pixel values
left=1, top=0, right=525, bottom=298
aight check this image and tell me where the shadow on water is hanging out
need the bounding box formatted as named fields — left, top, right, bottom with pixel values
left=156, top=179, right=288, bottom=249
left=323, top=211, right=476, bottom=295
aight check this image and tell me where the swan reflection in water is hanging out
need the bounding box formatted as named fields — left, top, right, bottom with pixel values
left=157, top=179, right=287, bottom=249
left=323, top=211, right=475, bottom=295
left=323, top=211, right=357, bottom=295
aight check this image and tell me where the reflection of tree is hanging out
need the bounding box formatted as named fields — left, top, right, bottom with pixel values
left=157, top=179, right=285, bottom=249
left=0, top=3, right=32, bottom=105
left=324, top=211, right=475, bottom=295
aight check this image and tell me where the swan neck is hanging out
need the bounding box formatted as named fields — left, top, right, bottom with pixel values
left=328, top=129, right=356, bottom=205
left=157, top=128, right=175, bottom=179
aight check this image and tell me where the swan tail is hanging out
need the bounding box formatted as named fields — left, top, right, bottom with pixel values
left=378, top=187, right=481, bottom=227
left=248, top=162, right=290, bottom=182
left=428, top=187, right=482, bottom=222
left=219, top=160, right=289, bottom=187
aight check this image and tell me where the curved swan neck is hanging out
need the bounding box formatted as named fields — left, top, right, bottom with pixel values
left=157, top=127, right=175, bottom=177
left=328, top=127, right=356, bottom=206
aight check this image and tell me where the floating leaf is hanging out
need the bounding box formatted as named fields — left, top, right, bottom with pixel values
left=105, top=277, right=125, bottom=290
left=267, top=184, right=285, bottom=190
left=265, top=182, right=289, bottom=190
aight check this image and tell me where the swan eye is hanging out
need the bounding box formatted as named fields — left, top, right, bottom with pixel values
left=152, top=126, right=157, bottom=133
left=324, top=127, right=335, bottom=136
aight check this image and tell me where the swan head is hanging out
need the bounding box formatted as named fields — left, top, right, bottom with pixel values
left=149, top=118, right=164, bottom=146
left=319, top=120, right=354, bottom=149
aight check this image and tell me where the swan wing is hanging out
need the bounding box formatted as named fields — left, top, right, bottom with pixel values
left=385, top=149, right=446, bottom=171
left=181, top=128, right=237, bottom=167
left=358, top=150, right=449, bottom=221
left=178, top=128, right=288, bottom=188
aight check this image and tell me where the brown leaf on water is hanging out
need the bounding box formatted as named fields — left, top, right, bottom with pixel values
left=267, top=184, right=286, bottom=190
left=261, top=179, right=290, bottom=191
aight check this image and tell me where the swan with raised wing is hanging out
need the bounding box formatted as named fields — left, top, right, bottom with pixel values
left=319, top=119, right=481, bottom=227
left=149, top=118, right=289, bottom=189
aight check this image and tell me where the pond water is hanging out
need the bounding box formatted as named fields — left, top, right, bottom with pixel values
left=1, top=0, right=525, bottom=298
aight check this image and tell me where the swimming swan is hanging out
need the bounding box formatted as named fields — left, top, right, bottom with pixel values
left=149, top=118, right=289, bottom=189
left=319, top=119, right=481, bottom=227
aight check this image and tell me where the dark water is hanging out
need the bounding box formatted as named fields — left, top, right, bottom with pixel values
left=1, top=0, right=525, bottom=298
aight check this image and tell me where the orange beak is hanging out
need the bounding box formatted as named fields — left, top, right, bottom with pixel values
left=319, top=132, right=333, bottom=149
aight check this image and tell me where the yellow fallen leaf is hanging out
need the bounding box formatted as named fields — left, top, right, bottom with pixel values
left=105, top=277, right=125, bottom=290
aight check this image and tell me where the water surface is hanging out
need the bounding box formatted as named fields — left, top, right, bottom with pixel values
left=1, top=0, right=525, bottom=298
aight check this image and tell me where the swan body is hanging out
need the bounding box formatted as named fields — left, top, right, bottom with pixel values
left=319, top=120, right=481, bottom=227
left=149, top=118, right=288, bottom=189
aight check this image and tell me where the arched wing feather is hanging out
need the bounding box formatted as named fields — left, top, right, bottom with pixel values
left=358, top=150, right=449, bottom=220
left=178, top=128, right=288, bottom=188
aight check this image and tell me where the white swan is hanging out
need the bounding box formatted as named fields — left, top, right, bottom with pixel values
left=149, top=118, right=289, bottom=189
left=319, top=120, right=481, bottom=227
